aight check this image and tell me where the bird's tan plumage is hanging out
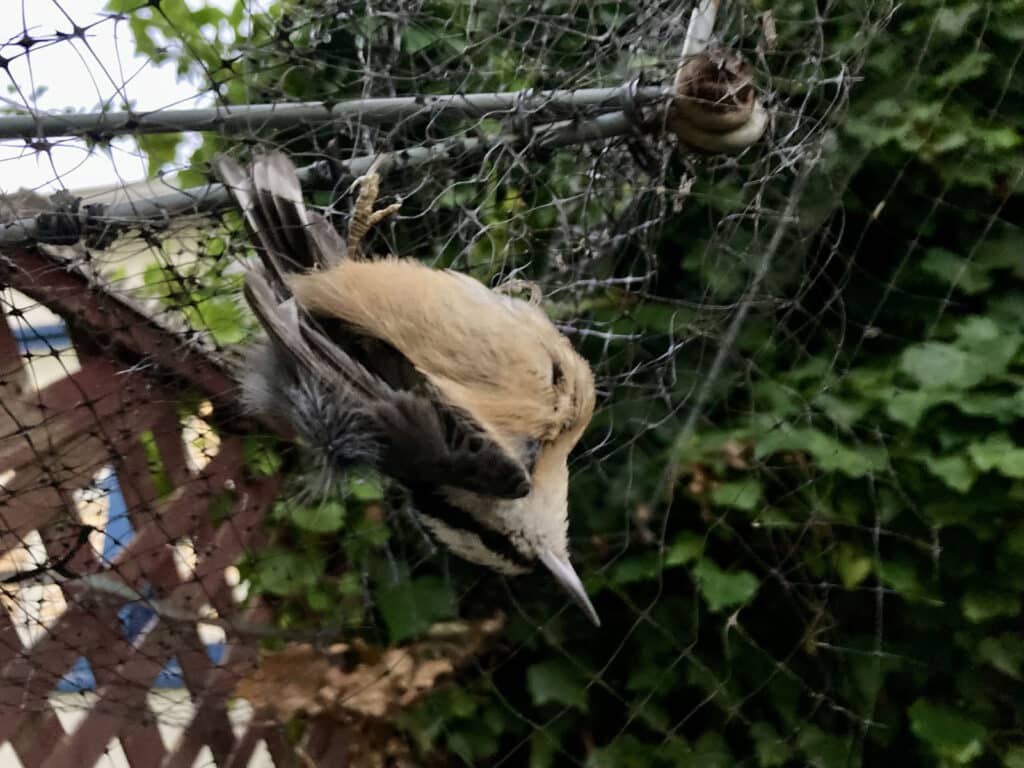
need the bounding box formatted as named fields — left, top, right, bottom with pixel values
left=215, top=150, right=602, bottom=626
left=288, top=259, right=595, bottom=443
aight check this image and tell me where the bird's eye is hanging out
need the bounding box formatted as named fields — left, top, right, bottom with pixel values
left=551, top=361, right=564, bottom=386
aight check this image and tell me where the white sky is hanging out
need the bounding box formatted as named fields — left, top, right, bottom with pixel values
left=0, top=0, right=235, bottom=195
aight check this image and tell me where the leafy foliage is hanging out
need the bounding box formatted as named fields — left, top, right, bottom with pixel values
left=114, top=0, right=1024, bottom=765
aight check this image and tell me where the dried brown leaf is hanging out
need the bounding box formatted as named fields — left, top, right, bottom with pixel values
left=234, top=613, right=505, bottom=727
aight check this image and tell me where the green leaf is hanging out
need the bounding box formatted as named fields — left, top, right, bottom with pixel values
left=399, top=686, right=477, bottom=753
left=346, top=472, right=384, bottom=501
left=243, top=435, right=282, bottom=477
left=447, top=722, right=500, bottom=763
left=530, top=730, right=561, bottom=768
left=710, top=480, right=763, bottom=512
left=932, top=6, right=982, bottom=38
left=402, top=23, right=461, bottom=53
left=750, top=722, right=792, bottom=767
left=886, top=389, right=951, bottom=428
left=137, top=132, right=183, bottom=177
left=935, top=52, right=993, bottom=88
left=139, top=429, right=172, bottom=499
left=526, top=659, right=588, bottom=711
left=752, top=380, right=801, bottom=418
left=956, top=315, right=1002, bottom=344
left=665, top=533, right=703, bottom=567
left=609, top=553, right=660, bottom=585
left=377, top=576, right=453, bottom=642
left=627, top=303, right=691, bottom=333
left=1004, top=523, right=1024, bottom=557
left=796, top=725, right=851, bottom=768
left=920, top=248, right=992, bottom=295
left=693, top=559, right=759, bottom=613
left=981, top=126, right=1022, bottom=152
left=586, top=735, right=670, bottom=768
left=977, top=634, right=1024, bottom=679
left=349, top=515, right=391, bottom=551
left=607, top=534, right=703, bottom=586
left=958, top=391, right=1024, bottom=423
left=813, top=392, right=868, bottom=429
left=836, top=544, right=873, bottom=589
left=955, top=317, right=1022, bottom=373
left=283, top=498, right=346, bottom=533
left=969, top=435, right=1024, bottom=478
left=923, top=455, right=978, bottom=493
left=976, top=232, right=1024, bottom=273
left=196, top=297, right=247, bottom=345
left=336, top=571, right=361, bottom=597
left=253, top=550, right=323, bottom=597
left=900, top=342, right=984, bottom=390
left=205, top=236, right=225, bottom=258
left=692, top=732, right=733, bottom=768
left=754, top=426, right=886, bottom=478
left=1005, top=746, right=1024, bottom=768
left=908, top=699, right=987, bottom=764
left=633, top=700, right=671, bottom=732
left=306, top=587, right=333, bottom=614
left=207, top=490, right=235, bottom=528
left=962, top=590, right=1021, bottom=623
left=626, top=647, right=682, bottom=694
left=878, top=558, right=924, bottom=598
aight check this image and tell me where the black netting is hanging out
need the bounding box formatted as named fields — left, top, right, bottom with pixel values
left=1, top=1, right=1021, bottom=766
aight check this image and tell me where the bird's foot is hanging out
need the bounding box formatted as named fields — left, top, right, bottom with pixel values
left=494, top=278, right=543, bottom=305
left=347, top=163, right=402, bottom=256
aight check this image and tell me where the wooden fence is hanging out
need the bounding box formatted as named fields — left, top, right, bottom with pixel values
left=0, top=243, right=334, bottom=767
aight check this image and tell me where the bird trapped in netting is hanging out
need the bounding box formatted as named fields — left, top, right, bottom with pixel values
left=215, top=151, right=601, bottom=626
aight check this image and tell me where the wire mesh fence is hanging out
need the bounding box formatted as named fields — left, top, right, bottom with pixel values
left=0, top=0, right=1022, bottom=766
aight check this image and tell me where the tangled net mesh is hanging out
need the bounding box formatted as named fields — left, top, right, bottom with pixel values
left=1, top=0, right=1019, bottom=766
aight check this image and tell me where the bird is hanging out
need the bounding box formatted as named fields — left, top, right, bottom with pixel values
left=213, top=151, right=600, bottom=626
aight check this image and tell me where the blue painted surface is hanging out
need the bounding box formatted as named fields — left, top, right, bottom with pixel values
left=9, top=322, right=72, bottom=353
left=9, top=320, right=225, bottom=692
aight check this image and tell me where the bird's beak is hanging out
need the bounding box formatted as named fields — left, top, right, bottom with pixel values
left=539, top=549, right=601, bottom=627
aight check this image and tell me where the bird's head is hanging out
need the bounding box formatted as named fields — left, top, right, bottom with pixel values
left=510, top=429, right=601, bottom=627
left=493, top=338, right=600, bottom=624
left=409, top=293, right=601, bottom=624
left=435, top=422, right=600, bottom=626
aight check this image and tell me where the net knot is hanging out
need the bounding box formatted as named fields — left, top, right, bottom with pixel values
left=509, top=87, right=538, bottom=143
left=35, top=190, right=83, bottom=245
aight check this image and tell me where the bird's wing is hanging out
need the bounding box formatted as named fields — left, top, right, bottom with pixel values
left=246, top=271, right=532, bottom=498
left=217, top=152, right=535, bottom=499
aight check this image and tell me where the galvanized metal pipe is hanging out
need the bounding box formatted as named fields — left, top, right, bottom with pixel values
left=0, top=85, right=670, bottom=140
left=0, top=109, right=647, bottom=248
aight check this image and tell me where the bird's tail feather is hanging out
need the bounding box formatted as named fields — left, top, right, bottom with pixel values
left=214, top=150, right=387, bottom=411
left=213, top=151, right=346, bottom=289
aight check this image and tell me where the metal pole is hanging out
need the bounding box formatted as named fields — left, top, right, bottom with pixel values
left=0, top=85, right=670, bottom=140
left=0, top=110, right=648, bottom=248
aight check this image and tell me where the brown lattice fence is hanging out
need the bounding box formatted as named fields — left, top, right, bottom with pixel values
left=0, top=243, right=308, bottom=766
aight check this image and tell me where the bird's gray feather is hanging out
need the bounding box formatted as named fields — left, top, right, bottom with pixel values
left=242, top=341, right=382, bottom=497
left=247, top=268, right=531, bottom=497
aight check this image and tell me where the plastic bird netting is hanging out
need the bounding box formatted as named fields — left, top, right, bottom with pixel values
left=1, top=0, right=1022, bottom=766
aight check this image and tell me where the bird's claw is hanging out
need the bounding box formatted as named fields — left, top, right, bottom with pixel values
left=347, top=165, right=402, bottom=256
left=494, top=278, right=543, bottom=305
